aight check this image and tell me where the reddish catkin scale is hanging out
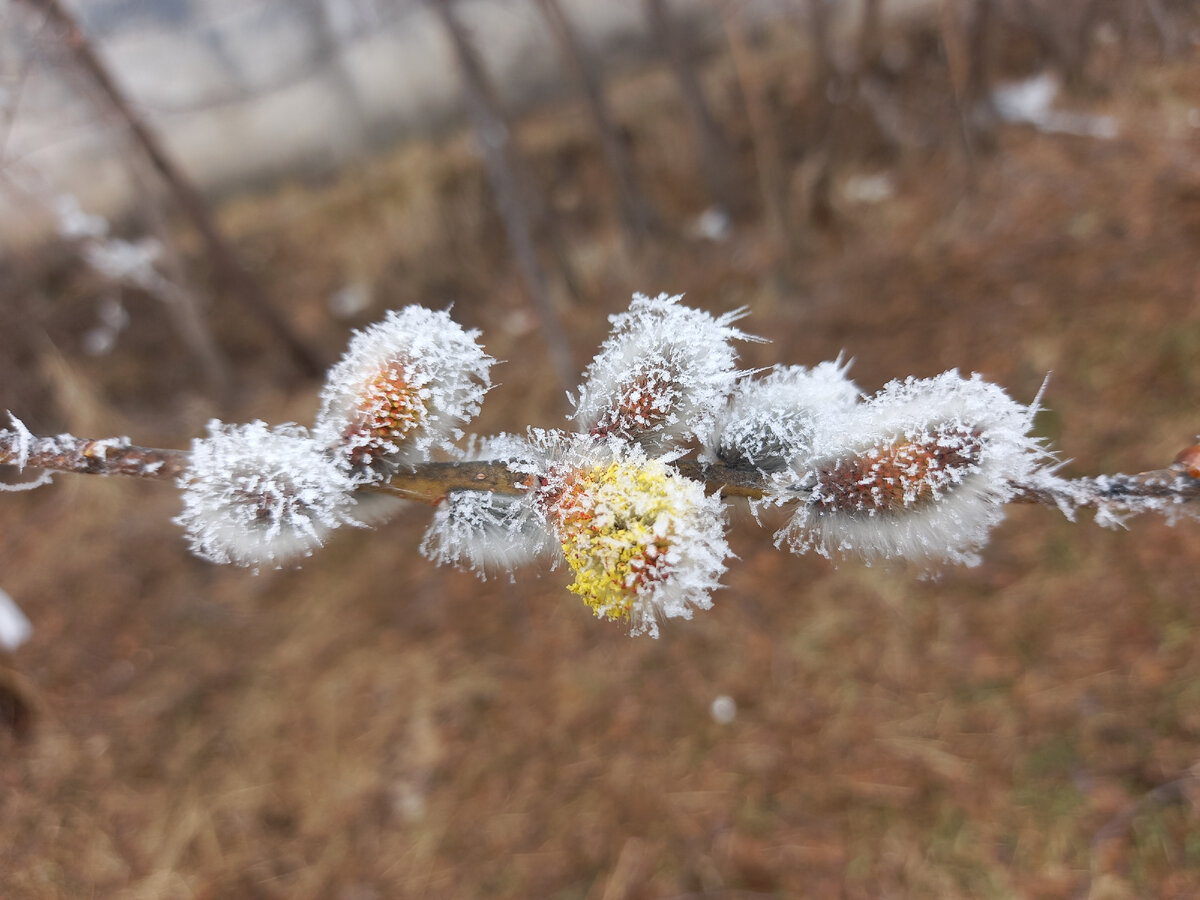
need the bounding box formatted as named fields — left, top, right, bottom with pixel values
left=572, top=293, right=755, bottom=452
left=344, top=363, right=427, bottom=466
left=315, top=306, right=493, bottom=475
left=816, top=426, right=984, bottom=513
left=589, top=365, right=680, bottom=442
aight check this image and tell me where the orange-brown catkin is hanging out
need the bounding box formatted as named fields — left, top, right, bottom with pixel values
left=346, top=364, right=427, bottom=466
left=816, top=427, right=983, bottom=513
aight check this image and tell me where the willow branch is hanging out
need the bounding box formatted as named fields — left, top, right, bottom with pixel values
left=0, top=429, right=190, bottom=481
left=4, top=428, right=1200, bottom=513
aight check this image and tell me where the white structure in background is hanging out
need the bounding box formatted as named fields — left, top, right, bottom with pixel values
left=0, top=0, right=649, bottom=241
left=0, top=0, right=933, bottom=243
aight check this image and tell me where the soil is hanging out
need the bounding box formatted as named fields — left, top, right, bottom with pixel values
left=3, top=10, right=1200, bottom=899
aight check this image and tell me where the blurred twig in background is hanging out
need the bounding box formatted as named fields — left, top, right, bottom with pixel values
left=533, top=0, right=657, bottom=252
left=429, top=0, right=576, bottom=396
left=643, top=0, right=742, bottom=216
left=16, top=0, right=326, bottom=380
left=718, top=0, right=797, bottom=267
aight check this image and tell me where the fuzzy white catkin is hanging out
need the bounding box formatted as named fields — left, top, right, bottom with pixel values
left=708, top=358, right=860, bottom=471
left=315, top=306, right=494, bottom=477
left=523, top=431, right=730, bottom=638
left=777, top=371, right=1049, bottom=567
left=572, top=293, right=756, bottom=452
left=420, top=433, right=555, bottom=578
left=176, top=420, right=361, bottom=568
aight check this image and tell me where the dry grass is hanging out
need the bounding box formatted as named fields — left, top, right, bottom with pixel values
left=3, top=15, right=1200, bottom=899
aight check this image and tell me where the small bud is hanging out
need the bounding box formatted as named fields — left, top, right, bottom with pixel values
left=1174, top=444, right=1200, bottom=480
left=315, top=307, right=493, bottom=478
left=176, top=420, right=360, bottom=568
left=572, top=293, right=757, bottom=452
left=708, top=358, right=859, bottom=471
left=538, top=439, right=729, bottom=638
left=777, top=371, right=1048, bottom=566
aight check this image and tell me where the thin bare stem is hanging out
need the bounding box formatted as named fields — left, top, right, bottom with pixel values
left=5, top=428, right=1199, bottom=515
left=429, top=0, right=576, bottom=394
left=643, top=0, right=741, bottom=213
left=0, top=430, right=189, bottom=481
left=17, top=0, right=326, bottom=378
left=718, top=0, right=796, bottom=258
left=533, top=0, right=656, bottom=248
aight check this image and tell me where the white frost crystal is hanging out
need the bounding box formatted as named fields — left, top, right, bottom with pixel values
left=537, top=435, right=730, bottom=638
left=709, top=358, right=859, bottom=471
left=572, top=293, right=756, bottom=452
left=315, top=306, right=494, bottom=477
left=420, top=434, right=554, bottom=578
left=177, top=420, right=360, bottom=568
left=777, top=371, right=1049, bottom=566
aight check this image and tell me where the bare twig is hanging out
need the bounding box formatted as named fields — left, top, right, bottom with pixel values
left=718, top=0, right=796, bottom=257
left=429, top=0, right=576, bottom=394
left=1011, top=0, right=1104, bottom=88
left=0, top=430, right=189, bottom=481
left=5, top=428, right=1199, bottom=515
left=17, top=0, right=326, bottom=378
left=940, top=0, right=980, bottom=188
left=533, top=0, right=656, bottom=249
left=1078, top=769, right=1198, bottom=900
left=643, top=0, right=741, bottom=214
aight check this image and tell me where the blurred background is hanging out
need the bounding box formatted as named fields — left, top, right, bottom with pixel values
left=2, top=0, right=1200, bottom=896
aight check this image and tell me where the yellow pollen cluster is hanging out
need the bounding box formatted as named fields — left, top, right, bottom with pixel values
left=552, top=460, right=681, bottom=623
left=347, top=364, right=427, bottom=465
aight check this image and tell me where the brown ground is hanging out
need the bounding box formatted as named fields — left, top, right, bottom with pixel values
left=3, top=11, right=1200, bottom=899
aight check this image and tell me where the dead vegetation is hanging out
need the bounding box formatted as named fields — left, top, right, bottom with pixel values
left=3, top=3, right=1200, bottom=897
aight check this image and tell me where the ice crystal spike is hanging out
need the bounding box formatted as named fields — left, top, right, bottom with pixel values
left=709, top=359, right=859, bottom=471
left=572, top=293, right=756, bottom=452
left=315, top=307, right=494, bottom=478
left=777, top=371, right=1049, bottom=567
left=176, top=420, right=360, bottom=568
left=539, top=440, right=729, bottom=638
left=420, top=434, right=554, bottom=578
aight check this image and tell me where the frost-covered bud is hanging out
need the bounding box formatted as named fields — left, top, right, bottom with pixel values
left=537, top=437, right=729, bottom=638
left=777, top=371, right=1048, bottom=567
left=176, top=420, right=360, bottom=568
left=708, top=358, right=859, bottom=471
left=315, top=307, right=493, bottom=479
left=420, top=434, right=554, bottom=578
left=572, top=293, right=756, bottom=452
